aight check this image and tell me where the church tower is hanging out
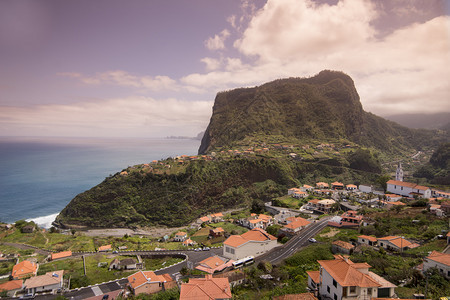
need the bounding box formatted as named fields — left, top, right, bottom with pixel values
left=395, top=162, right=403, bottom=181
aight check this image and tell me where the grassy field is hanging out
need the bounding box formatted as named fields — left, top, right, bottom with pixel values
left=209, top=222, right=248, bottom=235
left=38, top=254, right=183, bottom=288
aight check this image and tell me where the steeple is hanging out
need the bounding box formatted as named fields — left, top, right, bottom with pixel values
left=396, top=162, right=403, bottom=181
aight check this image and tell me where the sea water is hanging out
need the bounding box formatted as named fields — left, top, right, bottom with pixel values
left=0, top=137, right=200, bottom=227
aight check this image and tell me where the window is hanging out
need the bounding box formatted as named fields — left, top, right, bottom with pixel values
left=334, top=294, right=337, bottom=300
left=333, top=279, right=337, bottom=288
left=368, top=288, right=372, bottom=295
left=327, top=286, right=330, bottom=293
left=350, top=286, right=356, bottom=294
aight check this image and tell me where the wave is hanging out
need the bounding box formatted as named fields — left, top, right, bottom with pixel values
left=26, top=213, right=59, bottom=229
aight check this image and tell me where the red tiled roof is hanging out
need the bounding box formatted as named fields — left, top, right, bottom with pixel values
left=318, top=256, right=381, bottom=287
left=0, top=280, right=22, bottom=291
left=426, top=251, right=450, bottom=267
left=51, top=251, right=72, bottom=260
left=180, top=275, right=231, bottom=300
left=12, top=260, right=37, bottom=278
left=224, top=228, right=276, bottom=248
left=306, top=270, right=320, bottom=283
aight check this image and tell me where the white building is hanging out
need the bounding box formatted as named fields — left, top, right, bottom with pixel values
left=386, top=180, right=432, bottom=198
left=308, top=255, right=396, bottom=300
left=223, top=228, right=278, bottom=260
left=23, top=270, right=64, bottom=294
left=423, top=251, right=450, bottom=279
left=377, top=236, right=419, bottom=251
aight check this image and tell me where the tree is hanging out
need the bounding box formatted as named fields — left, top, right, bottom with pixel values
left=376, top=174, right=391, bottom=192
left=251, top=199, right=265, bottom=214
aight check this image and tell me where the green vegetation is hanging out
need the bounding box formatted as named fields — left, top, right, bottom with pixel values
left=414, top=142, right=450, bottom=185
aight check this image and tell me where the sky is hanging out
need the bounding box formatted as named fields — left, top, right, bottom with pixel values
left=0, top=0, right=449, bottom=138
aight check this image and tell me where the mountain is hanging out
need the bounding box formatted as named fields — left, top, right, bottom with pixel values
left=199, top=70, right=445, bottom=154
left=382, top=113, right=450, bottom=130
left=55, top=71, right=448, bottom=229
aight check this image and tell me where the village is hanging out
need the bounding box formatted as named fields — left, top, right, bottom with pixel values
left=0, top=158, right=449, bottom=300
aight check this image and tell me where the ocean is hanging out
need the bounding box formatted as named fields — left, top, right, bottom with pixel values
left=0, top=137, right=200, bottom=228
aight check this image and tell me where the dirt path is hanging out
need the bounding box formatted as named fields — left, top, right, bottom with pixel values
left=82, top=226, right=187, bottom=238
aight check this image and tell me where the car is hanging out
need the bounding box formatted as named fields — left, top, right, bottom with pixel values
left=203, top=247, right=210, bottom=251
left=20, top=294, right=35, bottom=299
left=195, top=248, right=202, bottom=251
left=308, top=238, right=317, bottom=243
left=112, top=250, right=118, bottom=254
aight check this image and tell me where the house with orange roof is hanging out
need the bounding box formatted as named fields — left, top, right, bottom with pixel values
left=12, top=260, right=38, bottom=279
left=305, top=199, right=321, bottom=210
left=198, top=215, right=211, bottom=224
left=281, top=217, right=311, bottom=235
left=210, top=213, right=224, bottom=223
left=180, top=274, right=231, bottom=300
left=302, top=185, right=314, bottom=192
left=345, top=184, right=357, bottom=191
left=50, top=250, right=72, bottom=261
left=316, top=182, right=329, bottom=189
left=293, top=190, right=308, bottom=199
left=317, top=199, right=336, bottom=213
left=98, top=245, right=112, bottom=252
left=223, top=228, right=278, bottom=260
left=329, top=210, right=363, bottom=229
left=182, top=238, right=196, bottom=246
left=23, top=270, right=64, bottom=294
left=209, top=227, right=225, bottom=237
left=174, top=232, right=188, bottom=242
left=331, top=181, right=344, bottom=190
left=195, top=256, right=234, bottom=274
left=288, top=187, right=302, bottom=195
left=423, top=251, right=450, bottom=278
left=386, top=180, right=431, bottom=198
left=308, top=255, right=396, bottom=299
left=358, top=235, right=377, bottom=246
left=332, top=240, right=355, bottom=255
left=377, top=236, right=419, bottom=252
left=0, top=280, right=23, bottom=297
left=127, top=271, right=175, bottom=295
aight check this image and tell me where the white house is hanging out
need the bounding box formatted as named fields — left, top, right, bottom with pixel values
left=174, top=231, right=187, bottom=242
left=23, top=270, right=64, bottom=294
left=309, top=255, right=396, bottom=300
left=386, top=180, right=432, bottom=198
left=358, top=185, right=373, bottom=193
left=423, top=251, right=450, bottom=279
left=223, top=228, right=278, bottom=260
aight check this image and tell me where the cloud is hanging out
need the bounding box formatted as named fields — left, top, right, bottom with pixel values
left=0, top=97, right=213, bottom=137
left=200, top=57, right=222, bottom=71
left=204, top=29, right=230, bottom=51
left=189, top=0, right=450, bottom=116
left=59, top=70, right=179, bottom=92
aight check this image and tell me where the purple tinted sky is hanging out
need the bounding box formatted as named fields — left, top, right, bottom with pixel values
left=0, top=0, right=449, bottom=137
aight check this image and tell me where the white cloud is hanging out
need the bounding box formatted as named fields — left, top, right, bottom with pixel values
left=204, top=29, right=230, bottom=51
left=200, top=57, right=222, bottom=71
left=185, top=0, right=450, bottom=116
left=59, top=70, right=179, bottom=92
left=0, top=97, right=213, bottom=137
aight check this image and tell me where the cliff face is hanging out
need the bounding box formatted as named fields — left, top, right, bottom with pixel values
left=199, top=70, right=445, bottom=155
left=199, top=70, right=364, bottom=154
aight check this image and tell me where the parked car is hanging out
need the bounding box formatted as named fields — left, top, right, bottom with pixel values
left=203, top=247, right=210, bottom=251
left=308, top=238, right=317, bottom=243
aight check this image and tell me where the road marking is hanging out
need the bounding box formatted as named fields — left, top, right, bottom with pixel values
left=91, top=286, right=102, bottom=296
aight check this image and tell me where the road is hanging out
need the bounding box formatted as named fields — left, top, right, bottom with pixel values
left=256, top=216, right=331, bottom=265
